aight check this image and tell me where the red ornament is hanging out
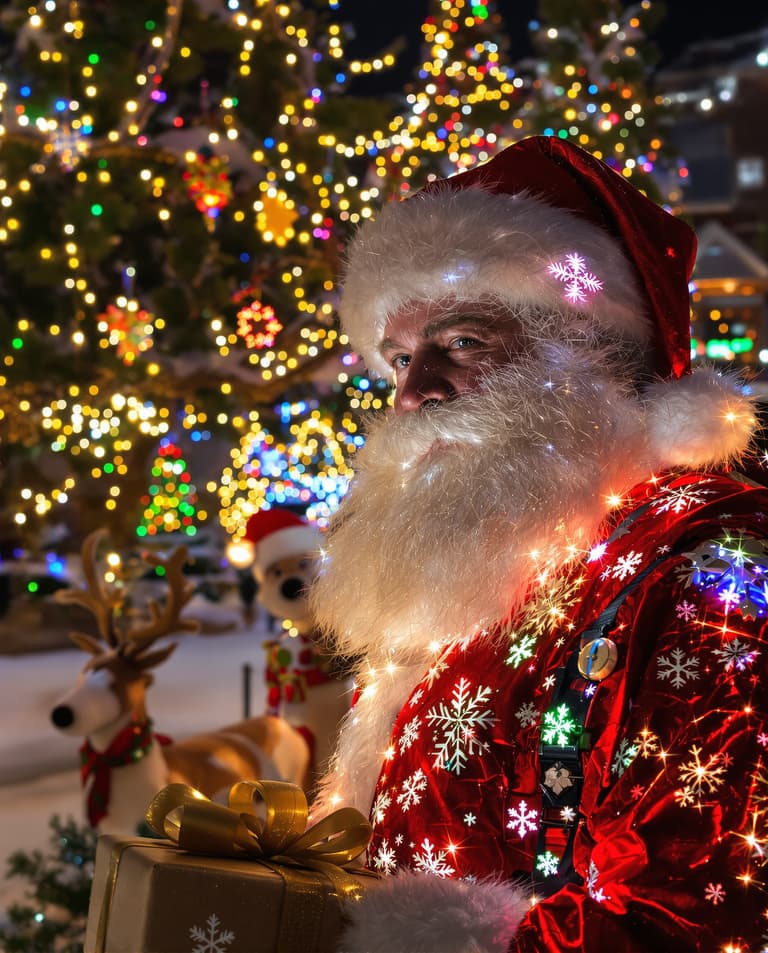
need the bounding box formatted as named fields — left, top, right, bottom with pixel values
left=183, top=150, right=232, bottom=219
left=235, top=298, right=283, bottom=350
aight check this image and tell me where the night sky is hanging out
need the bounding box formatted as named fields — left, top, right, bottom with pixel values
left=341, top=1, right=768, bottom=93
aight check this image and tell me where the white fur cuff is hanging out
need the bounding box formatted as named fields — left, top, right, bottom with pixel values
left=338, top=870, right=530, bottom=953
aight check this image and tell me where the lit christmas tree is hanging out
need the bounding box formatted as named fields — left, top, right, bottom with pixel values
left=517, top=0, right=667, bottom=195
left=137, top=439, right=199, bottom=538
left=368, top=0, right=524, bottom=193
left=0, top=0, right=401, bottom=551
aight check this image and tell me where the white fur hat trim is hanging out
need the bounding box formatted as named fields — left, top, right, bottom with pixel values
left=340, top=186, right=650, bottom=378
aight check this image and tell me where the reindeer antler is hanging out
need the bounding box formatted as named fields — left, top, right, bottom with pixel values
left=121, top=543, right=199, bottom=666
left=54, top=528, right=123, bottom=653
left=55, top=529, right=200, bottom=672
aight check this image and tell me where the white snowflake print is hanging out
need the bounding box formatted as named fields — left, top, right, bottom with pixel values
left=507, top=800, right=539, bottom=839
left=394, top=833, right=404, bottom=845
left=657, top=646, right=700, bottom=689
left=396, top=768, right=428, bottom=812
left=560, top=805, right=577, bottom=824
left=426, top=677, right=497, bottom=775
left=586, top=860, right=610, bottom=903
left=704, top=882, right=726, bottom=905
left=464, top=812, right=477, bottom=826
left=506, top=633, right=537, bottom=668
left=651, top=482, right=714, bottom=515
left=611, top=738, right=639, bottom=777
left=535, top=850, right=560, bottom=878
left=515, top=701, right=539, bottom=728
left=190, top=914, right=235, bottom=953
left=675, top=745, right=727, bottom=806
left=409, top=688, right=424, bottom=708
left=398, top=716, right=421, bottom=753
left=424, top=658, right=448, bottom=688
left=547, top=253, right=603, bottom=304
left=712, top=636, right=759, bottom=672
left=609, top=550, right=643, bottom=581
left=542, top=673, right=556, bottom=690
left=372, top=838, right=398, bottom=875
left=412, top=838, right=456, bottom=878
left=371, top=790, right=391, bottom=824
left=674, top=600, right=697, bottom=621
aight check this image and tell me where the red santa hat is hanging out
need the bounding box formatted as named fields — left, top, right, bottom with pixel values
left=339, top=135, right=757, bottom=468
left=243, top=509, right=319, bottom=580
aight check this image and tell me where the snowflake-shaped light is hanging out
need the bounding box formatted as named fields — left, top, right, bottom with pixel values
left=680, top=532, right=768, bottom=620
left=541, top=702, right=580, bottom=747
left=547, top=253, right=603, bottom=304
left=507, top=800, right=539, bottom=839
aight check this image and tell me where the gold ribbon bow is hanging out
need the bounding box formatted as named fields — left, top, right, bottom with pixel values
left=145, top=780, right=373, bottom=897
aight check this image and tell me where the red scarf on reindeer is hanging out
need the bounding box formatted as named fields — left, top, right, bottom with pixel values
left=80, top=719, right=172, bottom=827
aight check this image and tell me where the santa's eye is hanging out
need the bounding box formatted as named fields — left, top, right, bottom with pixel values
left=390, top=353, right=411, bottom=370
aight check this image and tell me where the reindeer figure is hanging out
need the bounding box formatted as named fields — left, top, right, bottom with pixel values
left=50, top=529, right=310, bottom=836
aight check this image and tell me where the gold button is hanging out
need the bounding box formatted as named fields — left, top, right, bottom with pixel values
left=577, top=637, right=618, bottom=681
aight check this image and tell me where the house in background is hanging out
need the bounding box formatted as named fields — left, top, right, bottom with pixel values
left=654, top=26, right=768, bottom=371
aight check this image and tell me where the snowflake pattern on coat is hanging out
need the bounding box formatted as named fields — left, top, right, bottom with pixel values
left=365, top=470, right=768, bottom=952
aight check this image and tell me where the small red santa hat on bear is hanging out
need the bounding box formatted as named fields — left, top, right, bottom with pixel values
left=339, top=135, right=757, bottom=469
left=242, top=509, right=319, bottom=581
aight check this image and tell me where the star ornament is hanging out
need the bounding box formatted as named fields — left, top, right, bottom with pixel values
left=547, top=253, right=604, bottom=305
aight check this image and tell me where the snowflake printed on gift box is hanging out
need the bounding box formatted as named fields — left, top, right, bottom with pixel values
left=412, top=838, right=455, bottom=877
left=657, top=647, right=700, bottom=689
left=190, top=914, right=235, bottom=953
left=426, top=677, right=497, bottom=774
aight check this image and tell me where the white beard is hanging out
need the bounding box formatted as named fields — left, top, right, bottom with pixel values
left=311, top=340, right=654, bottom=667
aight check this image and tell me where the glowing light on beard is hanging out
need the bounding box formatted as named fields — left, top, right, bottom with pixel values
left=310, top=341, right=652, bottom=664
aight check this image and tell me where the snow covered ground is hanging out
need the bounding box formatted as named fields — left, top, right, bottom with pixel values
left=0, top=594, right=275, bottom=922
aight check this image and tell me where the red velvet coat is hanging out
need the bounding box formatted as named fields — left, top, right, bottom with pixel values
left=364, top=469, right=768, bottom=951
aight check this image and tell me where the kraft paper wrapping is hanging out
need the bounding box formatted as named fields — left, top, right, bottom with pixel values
left=85, top=834, right=359, bottom=953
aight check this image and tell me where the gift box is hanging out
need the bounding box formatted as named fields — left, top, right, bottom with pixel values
left=85, top=780, right=377, bottom=953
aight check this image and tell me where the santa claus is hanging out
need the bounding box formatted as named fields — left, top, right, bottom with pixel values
left=309, top=136, right=768, bottom=951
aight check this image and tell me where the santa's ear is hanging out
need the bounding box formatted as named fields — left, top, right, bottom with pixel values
left=644, top=365, right=758, bottom=471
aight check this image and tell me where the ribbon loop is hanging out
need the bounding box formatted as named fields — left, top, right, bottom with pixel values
left=145, top=779, right=373, bottom=894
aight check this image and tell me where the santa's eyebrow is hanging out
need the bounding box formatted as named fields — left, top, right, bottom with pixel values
left=379, top=313, right=487, bottom=355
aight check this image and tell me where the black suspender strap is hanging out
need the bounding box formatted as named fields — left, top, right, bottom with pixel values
left=533, top=516, right=678, bottom=896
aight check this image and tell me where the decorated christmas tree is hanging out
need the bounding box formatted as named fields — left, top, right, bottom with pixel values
left=0, top=815, right=96, bottom=953
left=136, top=439, right=199, bottom=538
left=0, top=0, right=401, bottom=553
left=517, top=0, right=667, bottom=195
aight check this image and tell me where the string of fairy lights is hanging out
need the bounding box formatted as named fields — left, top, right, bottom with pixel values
left=0, top=0, right=666, bottom=553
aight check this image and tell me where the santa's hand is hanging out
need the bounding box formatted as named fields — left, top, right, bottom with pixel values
left=339, top=869, right=529, bottom=953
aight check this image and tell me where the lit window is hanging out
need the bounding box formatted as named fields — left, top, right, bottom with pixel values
left=737, top=157, right=764, bottom=189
